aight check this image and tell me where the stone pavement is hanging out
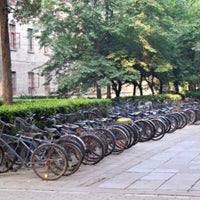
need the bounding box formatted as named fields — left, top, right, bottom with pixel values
left=0, top=125, right=200, bottom=200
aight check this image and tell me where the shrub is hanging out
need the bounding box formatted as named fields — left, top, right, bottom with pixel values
left=185, top=91, right=200, bottom=100
left=112, top=93, right=182, bottom=104
left=0, top=98, right=112, bottom=123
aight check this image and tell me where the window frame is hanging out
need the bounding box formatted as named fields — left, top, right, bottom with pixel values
left=9, top=24, right=20, bottom=50
left=27, top=28, right=34, bottom=53
left=12, top=71, right=17, bottom=96
left=28, top=72, right=40, bottom=89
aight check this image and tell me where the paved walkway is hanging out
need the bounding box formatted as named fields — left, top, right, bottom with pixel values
left=0, top=125, right=200, bottom=200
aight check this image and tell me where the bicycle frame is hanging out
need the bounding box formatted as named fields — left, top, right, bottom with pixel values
left=0, top=133, right=40, bottom=166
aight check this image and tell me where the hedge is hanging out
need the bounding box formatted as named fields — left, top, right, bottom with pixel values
left=185, top=91, right=200, bottom=100
left=0, top=98, right=112, bottom=122
left=0, top=93, right=185, bottom=123
left=112, top=93, right=182, bottom=104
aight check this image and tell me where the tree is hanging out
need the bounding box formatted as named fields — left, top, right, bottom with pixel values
left=0, top=0, right=43, bottom=104
left=0, top=0, right=13, bottom=104
left=156, top=0, right=200, bottom=93
left=5, top=0, right=200, bottom=100
left=30, top=0, right=141, bottom=98
left=128, top=0, right=200, bottom=94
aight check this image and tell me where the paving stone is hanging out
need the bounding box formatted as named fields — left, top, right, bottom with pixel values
left=0, top=125, right=200, bottom=200
left=128, top=179, right=165, bottom=191
left=98, top=171, right=145, bottom=189
left=127, top=160, right=165, bottom=173
left=141, top=172, right=175, bottom=181
left=158, top=173, right=200, bottom=192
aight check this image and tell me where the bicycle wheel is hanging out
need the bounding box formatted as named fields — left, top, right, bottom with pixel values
left=94, top=131, right=109, bottom=157
left=62, top=134, right=86, bottom=156
left=81, top=134, right=105, bottom=165
left=165, top=114, right=178, bottom=133
left=31, top=143, right=67, bottom=180
left=94, top=128, right=115, bottom=156
left=150, top=118, right=166, bottom=141
left=173, top=112, right=187, bottom=129
left=183, top=109, right=197, bottom=125
left=134, top=119, right=155, bottom=142
left=0, top=140, right=17, bottom=173
left=159, top=116, right=171, bottom=133
left=108, top=127, right=129, bottom=154
left=194, top=109, right=200, bottom=125
left=120, top=124, right=139, bottom=148
left=112, top=124, right=132, bottom=149
left=130, top=123, right=141, bottom=145
left=57, top=138, right=83, bottom=176
left=0, top=146, right=4, bottom=166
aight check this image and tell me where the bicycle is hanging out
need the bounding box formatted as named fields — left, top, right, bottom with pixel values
left=0, top=119, right=68, bottom=180
left=13, top=116, right=84, bottom=175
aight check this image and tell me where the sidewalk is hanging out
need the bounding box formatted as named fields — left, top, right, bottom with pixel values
left=0, top=125, right=200, bottom=200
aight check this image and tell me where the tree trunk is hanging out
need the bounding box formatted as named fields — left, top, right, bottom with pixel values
left=146, top=80, right=154, bottom=95
left=0, top=25, right=2, bottom=97
left=173, top=80, right=179, bottom=93
left=106, top=84, right=111, bottom=99
left=112, top=79, right=122, bottom=98
left=132, top=81, right=137, bottom=96
left=159, top=79, right=163, bottom=94
left=145, top=76, right=155, bottom=95
left=138, top=76, right=143, bottom=96
left=188, top=81, right=196, bottom=91
left=96, top=84, right=102, bottom=99
left=0, top=0, right=13, bottom=104
left=150, top=85, right=155, bottom=95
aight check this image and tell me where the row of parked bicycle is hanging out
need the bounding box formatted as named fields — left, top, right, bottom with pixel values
left=0, top=100, right=199, bottom=180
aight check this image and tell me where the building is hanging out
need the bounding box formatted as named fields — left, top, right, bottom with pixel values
left=0, top=0, right=57, bottom=98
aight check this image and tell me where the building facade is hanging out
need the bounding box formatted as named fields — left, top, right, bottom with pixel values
left=0, top=0, right=57, bottom=98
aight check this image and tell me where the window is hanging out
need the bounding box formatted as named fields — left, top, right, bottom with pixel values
left=12, top=71, right=16, bottom=96
left=28, top=72, right=40, bottom=89
left=27, top=28, right=34, bottom=52
left=9, top=24, right=20, bottom=50
left=28, top=72, right=40, bottom=95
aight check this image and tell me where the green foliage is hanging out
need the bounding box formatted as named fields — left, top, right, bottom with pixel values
left=113, top=93, right=182, bottom=104
left=185, top=91, right=200, bottom=99
left=14, top=0, right=200, bottom=97
left=0, top=98, right=111, bottom=122
left=0, top=94, right=184, bottom=125
left=29, top=0, right=144, bottom=96
left=15, top=0, right=43, bottom=22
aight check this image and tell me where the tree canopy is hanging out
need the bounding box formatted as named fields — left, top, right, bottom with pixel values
left=2, top=0, right=200, bottom=101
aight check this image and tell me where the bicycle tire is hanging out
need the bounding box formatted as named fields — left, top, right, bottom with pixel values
left=165, top=114, right=178, bottom=133
left=0, top=140, right=18, bottom=173
left=121, top=124, right=140, bottom=148
left=134, top=119, right=155, bottom=142
left=81, top=134, right=105, bottom=165
left=0, top=146, right=4, bottom=167
left=194, top=109, right=200, bottom=125
left=159, top=116, right=171, bottom=133
left=94, top=131, right=109, bottom=157
left=183, top=109, right=197, bottom=125
left=60, top=134, right=86, bottom=157
left=173, top=112, right=187, bottom=129
left=108, top=127, right=129, bottom=154
left=57, top=138, right=83, bottom=176
left=112, top=124, right=132, bottom=149
left=150, top=118, right=166, bottom=141
left=94, top=128, right=115, bottom=156
left=31, top=143, right=67, bottom=180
